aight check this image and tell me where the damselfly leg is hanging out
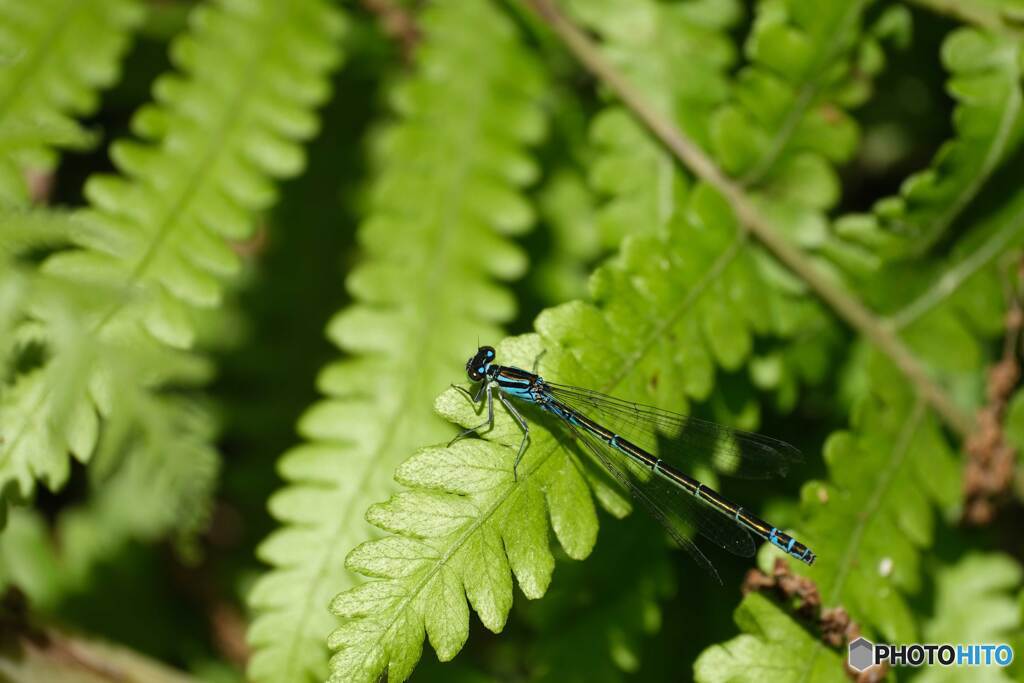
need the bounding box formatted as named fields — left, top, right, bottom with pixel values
left=448, top=381, right=495, bottom=446
left=450, top=378, right=532, bottom=480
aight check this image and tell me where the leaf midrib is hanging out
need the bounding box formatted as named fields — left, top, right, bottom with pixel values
left=739, top=0, right=866, bottom=188
left=909, top=59, right=1023, bottom=255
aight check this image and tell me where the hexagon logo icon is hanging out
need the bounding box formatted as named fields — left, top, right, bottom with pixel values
left=849, top=637, right=874, bottom=672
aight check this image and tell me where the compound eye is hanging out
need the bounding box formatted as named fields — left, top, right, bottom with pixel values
left=468, top=367, right=484, bottom=382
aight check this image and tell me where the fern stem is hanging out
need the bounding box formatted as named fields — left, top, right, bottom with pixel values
left=524, top=0, right=975, bottom=439
left=905, top=0, right=1024, bottom=39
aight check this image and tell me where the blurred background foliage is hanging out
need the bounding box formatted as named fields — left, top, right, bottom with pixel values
left=0, top=0, right=1022, bottom=682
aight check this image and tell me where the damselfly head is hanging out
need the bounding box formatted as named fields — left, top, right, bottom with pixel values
left=466, top=346, right=496, bottom=382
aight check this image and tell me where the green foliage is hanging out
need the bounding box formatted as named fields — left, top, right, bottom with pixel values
left=325, top=2, right=924, bottom=680
left=694, top=593, right=846, bottom=683
left=245, top=3, right=547, bottom=682
left=1, top=0, right=1024, bottom=681
left=569, top=0, right=740, bottom=246
left=917, top=554, right=1021, bottom=683
left=712, top=0, right=906, bottom=243
left=0, top=0, right=143, bottom=202
left=0, top=0, right=342, bottom=577
left=832, top=27, right=1024, bottom=264
left=796, top=354, right=961, bottom=642
left=325, top=175, right=837, bottom=681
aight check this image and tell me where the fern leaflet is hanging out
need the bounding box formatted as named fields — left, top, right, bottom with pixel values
left=831, top=27, right=1024, bottom=264
left=694, top=592, right=846, bottom=682
left=0, top=0, right=143, bottom=202
left=0, top=0, right=342, bottom=562
left=246, top=2, right=547, bottom=682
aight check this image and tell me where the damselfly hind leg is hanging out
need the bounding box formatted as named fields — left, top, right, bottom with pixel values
left=497, top=392, right=530, bottom=481
left=448, top=382, right=495, bottom=447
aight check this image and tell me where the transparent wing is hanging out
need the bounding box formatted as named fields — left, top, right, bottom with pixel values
left=547, top=382, right=801, bottom=479
left=565, top=421, right=756, bottom=583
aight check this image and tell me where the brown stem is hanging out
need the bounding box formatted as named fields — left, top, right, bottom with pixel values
left=360, top=0, right=420, bottom=61
left=963, top=255, right=1023, bottom=524
left=523, top=0, right=974, bottom=438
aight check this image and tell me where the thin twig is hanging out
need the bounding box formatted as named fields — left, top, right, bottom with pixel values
left=523, top=0, right=974, bottom=438
left=743, top=559, right=889, bottom=682
left=905, top=0, right=1024, bottom=40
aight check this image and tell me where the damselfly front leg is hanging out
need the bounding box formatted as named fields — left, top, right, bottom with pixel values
left=450, top=378, right=531, bottom=481
left=448, top=381, right=495, bottom=446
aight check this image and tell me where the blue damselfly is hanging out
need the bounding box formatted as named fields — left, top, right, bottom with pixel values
left=451, top=345, right=816, bottom=580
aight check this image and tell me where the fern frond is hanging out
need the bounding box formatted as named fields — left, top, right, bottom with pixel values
left=0, top=0, right=144, bottom=201
left=712, top=0, right=898, bottom=196
left=794, top=354, right=960, bottom=642
left=246, top=3, right=547, bottom=682
left=693, top=592, right=846, bottom=682
left=853, top=170, right=1024, bottom=372
left=0, top=0, right=342, bottom=543
left=326, top=173, right=840, bottom=681
left=690, top=195, right=1017, bottom=680
left=831, top=27, right=1024, bottom=265
left=0, top=394, right=218, bottom=604
left=573, top=0, right=872, bottom=408
left=568, top=0, right=740, bottom=246
left=919, top=554, right=1021, bottom=669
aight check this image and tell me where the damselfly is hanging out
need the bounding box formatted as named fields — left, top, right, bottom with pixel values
left=451, top=345, right=816, bottom=580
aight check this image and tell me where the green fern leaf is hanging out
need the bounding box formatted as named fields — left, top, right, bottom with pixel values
left=831, top=27, right=1024, bottom=264
left=568, top=0, right=740, bottom=246
left=856, top=166, right=1024, bottom=371
left=796, top=353, right=961, bottom=643
left=694, top=174, right=1017, bottom=680
left=0, top=0, right=342, bottom=549
left=916, top=554, right=1021, bottom=683
left=711, top=0, right=893, bottom=195
left=0, top=0, right=144, bottom=201
left=693, top=592, right=846, bottom=683
left=246, top=3, right=547, bottom=682
left=574, top=0, right=859, bottom=408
